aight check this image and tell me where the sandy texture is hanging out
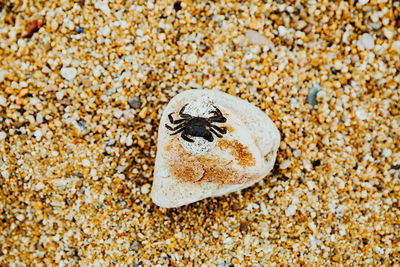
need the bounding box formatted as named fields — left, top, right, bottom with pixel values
left=1, top=0, right=400, bottom=266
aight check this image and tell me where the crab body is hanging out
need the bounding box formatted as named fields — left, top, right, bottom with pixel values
left=165, top=104, right=227, bottom=143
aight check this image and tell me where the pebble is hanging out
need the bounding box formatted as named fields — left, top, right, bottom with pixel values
left=278, top=25, right=287, bottom=36
left=382, top=28, right=394, bottom=39
left=81, top=159, right=91, bottom=167
left=307, top=86, right=320, bottom=108
left=151, top=90, right=280, bottom=208
left=267, top=72, right=279, bottom=87
left=128, top=97, right=141, bottom=109
left=33, top=129, right=42, bottom=141
left=290, top=98, right=300, bottom=109
left=98, top=25, right=111, bottom=36
left=141, top=184, right=150, bottom=194
left=392, top=41, right=400, bottom=54
left=60, top=67, right=77, bottom=81
left=245, top=29, right=272, bottom=47
left=0, top=131, right=6, bottom=140
left=361, top=33, right=375, bottom=50
left=285, top=204, right=297, bottom=216
left=293, top=149, right=301, bottom=157
left=296, top=20, right=307, bottom=30
left=0, top=95, right=7, bottom=106
left=1, top=170, right=9, bottom=179
left=357, top=0, right=369, bottom=6
left=94, top=1, right=111, bottom=15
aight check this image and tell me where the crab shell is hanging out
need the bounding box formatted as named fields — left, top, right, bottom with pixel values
left=151, top=89, right=281, bottom=208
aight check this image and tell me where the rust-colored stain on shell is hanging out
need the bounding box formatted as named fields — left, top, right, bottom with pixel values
left=218, top=139, right=255, bottom=167
left=165, top=138, right=256, bottom=185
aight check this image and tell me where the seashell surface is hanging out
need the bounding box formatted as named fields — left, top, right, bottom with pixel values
left=151, top=90, right=280, bottom=208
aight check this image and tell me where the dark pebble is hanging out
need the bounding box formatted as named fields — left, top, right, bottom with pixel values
left=312, top=159, right=321, bottom=167
left=130, top=241, right=140, bottom=252
left=307, top=86, right=320, bottom=108
left=173, top=1, right=182, bottom=11
left=75, top=27, right=84, bottom=33
left=128, top=97, right=141, bottom=109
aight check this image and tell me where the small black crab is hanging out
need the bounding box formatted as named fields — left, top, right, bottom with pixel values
left=165, top=104, right=227, bottom=142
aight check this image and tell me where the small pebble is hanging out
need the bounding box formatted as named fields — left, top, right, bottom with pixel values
left=392, top=41, right=400, bottom=53
left=382, top=28, right=394, bottom=39
left=141, top=184, right=150, bottom=194
left=361, top=33, right=375, bottom=50
left=245, top=29, right=272, bottom=47
left=285, top=204, right=297, bottom=216
left=0, top=131, right=6, bottom=140
left=307, top=86, right=320, bottom=108
left=1, top=170, right=9, bottom=179
left=267, top=72, right=279, bottom=87
left=33, top=129, right=42, bottom=141
left=0, top=95, right=7, bottom=106
left=99, top=25, right=110, bottom=36
left=293, top=149, right=301, bottom=157
left=81, top=159, right=91, bottom=167
left=60, top=67, right=77, bottom=81
left=278, top=25, right=287, bottom=36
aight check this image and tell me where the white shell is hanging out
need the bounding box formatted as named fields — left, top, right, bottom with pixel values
left=151, top=90, right=280, bottom=208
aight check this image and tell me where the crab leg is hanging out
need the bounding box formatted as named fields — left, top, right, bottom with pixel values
left=210, top=128, right=223, bottom=138
left=181, top=132, right=194, bottom=142
left=170, top=127, right=186, bottom=136
left=209, top=108, right=226, bottom=123
left=168, top=113, right=187, bottom=124
left=210, top=125, right=227, bottom=134
left=179, top=104, right=192, bottom=119
left=165, top=122, right=187, bottom=131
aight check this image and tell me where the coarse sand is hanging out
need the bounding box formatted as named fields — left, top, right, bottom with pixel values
left=0, top=0, right=399, bottom=266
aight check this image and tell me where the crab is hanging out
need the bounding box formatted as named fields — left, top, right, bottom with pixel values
left=165, top=104, right=227, bottom=142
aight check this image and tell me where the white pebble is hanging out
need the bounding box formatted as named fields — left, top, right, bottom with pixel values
left=245, top=29, right=272, bottom=47
left=0, top=95, right=7, bottom=106
left=136, top=29, right=144, bottom=36
left=20, top=81, right=28, bottom=88
left=285, top=204, right=297, bottom=216
left=280, top=159, right=291, bottom=169
left=82, top=159, right=91, bottom=167
left=361, top=33, right=375, bottom=50
left=113, top=108, right=122, bottom=119
left=290, top=98, right=300, bottom=109
left=34, top=129, right=42, bottom=141
left=126, top=134, right=133, bottom=147
left=278, top=26, right=288, bottom=36
left=185, top=54, right=197, bottom=65
left=293, top=149, right=301, bottom=157
left=56, top=91, right=64, bottom=100
left=93, top=66, right=102, bottom=77
left=382, top=148, right=392, bottom=157
left=356, top=109, right=368, bottom=120
left=392, top=41, right=400, bottom=53
left=36, top=112, right=43, bottom=124
left=99, top=25, right=111, bottom=36
left=16, top=214, right=25, bottom=222
left=94, top=1, right=111, bottom=15
left=1, top=170, right=9, bottom=179
left=141, top=184, right=150, bottom=194
left=0, top=131, right=6, bottom=140
left=60, top=67, right=77, bottom=81
left=382, top=28, right=394, bottom=39
left=357, top=0, right=369, bottom=6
